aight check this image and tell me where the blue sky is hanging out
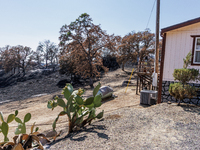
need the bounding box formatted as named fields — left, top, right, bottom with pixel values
left=0, top=0, right=200, bottom=51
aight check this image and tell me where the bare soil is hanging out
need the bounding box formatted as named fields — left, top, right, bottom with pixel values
left=0, top=67, right=139, bottom=141
left=1, top=67, right=200, bottom=150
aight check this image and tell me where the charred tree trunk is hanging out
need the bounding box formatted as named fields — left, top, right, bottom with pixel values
left=22, top=60, right=26, bottom=77
left=88, top=51, right=94, bottom=88
left=45, top=55, right=48, bottom=69
left=89, top=77, right=94, bottom=88
left=122, top=62, right=124, bottom=71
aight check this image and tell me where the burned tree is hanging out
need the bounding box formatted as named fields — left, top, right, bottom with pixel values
left=59, top=13, right=115, bottom=88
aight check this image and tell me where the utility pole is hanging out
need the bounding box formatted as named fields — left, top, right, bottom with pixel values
left=155, top=0, right=161, bottom=103
left=155, top=0, right=160, bottom=75
left=153, top=0, right=160, bottom=88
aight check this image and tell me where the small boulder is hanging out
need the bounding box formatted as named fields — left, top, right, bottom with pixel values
left=56, top=79, right=71, bottom=88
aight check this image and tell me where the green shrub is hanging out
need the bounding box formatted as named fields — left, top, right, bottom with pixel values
left=173, top=68, right=199, bottom=84
left=169, top=51, right=199, bottom=105
left=47, top=82, right=104, bottom=133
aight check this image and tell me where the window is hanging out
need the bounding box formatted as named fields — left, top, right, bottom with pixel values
left=191, top=35, right=200, bottom=65
left=193, top=38, right=200, bottom=63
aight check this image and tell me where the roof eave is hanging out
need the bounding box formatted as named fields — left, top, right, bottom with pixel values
left=161, top=17, right=200, bottom=36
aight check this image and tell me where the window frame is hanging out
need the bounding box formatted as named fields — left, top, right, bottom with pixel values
left=191, top=35, right=200, bottom=65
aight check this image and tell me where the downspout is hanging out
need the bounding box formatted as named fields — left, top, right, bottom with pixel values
left=157, top=32, right=167, bottom=103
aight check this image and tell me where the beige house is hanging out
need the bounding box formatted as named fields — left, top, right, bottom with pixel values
left=158, top=17, right=200, bottom=105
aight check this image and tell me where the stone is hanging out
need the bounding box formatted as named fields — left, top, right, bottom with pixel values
left=167, top=101, right=171, bottom=104
left=182, top=98, right=190, bottom=103
left=164, top=86, right=169, bottom=91
left=171, top=97, right=177, bottom=102
left=122, top=80, right=130, bottom=86
left=165, top=81, right=170, bottom=86
left=191, top=99, right=198, bottom=105
left=162, top=99, right=168, bottom=102
left=165, top=91, right=170, bottom=95
left=56, top=79, right=71, bottom=88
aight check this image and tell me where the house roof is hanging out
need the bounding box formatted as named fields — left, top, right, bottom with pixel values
left=161, top=17, right=200, bottom=35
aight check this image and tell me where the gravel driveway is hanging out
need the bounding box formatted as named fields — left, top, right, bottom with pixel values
left=46, top=103, right=200, bottom=150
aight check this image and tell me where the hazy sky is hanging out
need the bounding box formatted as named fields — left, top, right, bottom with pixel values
left=0, top=0, right=200, bottom=51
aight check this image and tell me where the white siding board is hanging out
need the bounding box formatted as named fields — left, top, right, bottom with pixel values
left=172, top=33, right=177, bottom=80
left=174, top=33, right=179, bottom=70
left=163, top=34, right=169, bottom=80
left=178, top=32, right=183, bottom=69
left=163, top=33, right=174, bottom=81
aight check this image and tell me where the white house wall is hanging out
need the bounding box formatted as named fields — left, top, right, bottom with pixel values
left=163, top=22, right=200, bottom=81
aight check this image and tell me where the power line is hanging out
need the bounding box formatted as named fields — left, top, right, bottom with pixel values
left=146, top=0, right=156, bottom=29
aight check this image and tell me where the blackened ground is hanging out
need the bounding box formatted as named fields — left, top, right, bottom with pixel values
left=0, top=60, right=120, bottom=102
left=0, top=70, right=92, bottom=102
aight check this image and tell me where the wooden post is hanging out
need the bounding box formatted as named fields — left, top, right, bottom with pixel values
left=141, top=76, right=144, bottom=90
left=136, top=75, right=139, bottom=95
left=139, top=78, right=141, bottom=92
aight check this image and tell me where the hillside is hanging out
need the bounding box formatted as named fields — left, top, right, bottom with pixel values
left=0, top=67, right=200, bottom=149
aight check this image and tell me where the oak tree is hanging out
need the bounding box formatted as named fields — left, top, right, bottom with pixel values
left=0, top=45, right=17, bottom=73
left=117, top=33, right=137, bottom=71
left=33, top=49, right=43, bottom=66
left=14, top=45, right=33, bottom=76
left=138, top=30, right=155, bottom=66
left=117, top=30, right=155, bottom=71
left=59, top=13, right=115, bottom=88
left=37, top=40, right=58, bottom=68
left=0, top=45, right=33, bottom=75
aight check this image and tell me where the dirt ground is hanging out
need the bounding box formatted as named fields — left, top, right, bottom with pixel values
left=1, top=67, right=200, bottom=149
left=0, top=67, right=140, bottom=141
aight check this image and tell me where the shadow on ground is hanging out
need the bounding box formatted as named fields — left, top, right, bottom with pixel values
left=48, top=121, right=108, bottom=148
left=180, top=104, right=200, bottom=115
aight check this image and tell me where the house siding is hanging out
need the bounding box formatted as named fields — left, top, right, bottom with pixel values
left=163, top=22, right=200, bottom=81
left=161, top=22, right=200, bottom=105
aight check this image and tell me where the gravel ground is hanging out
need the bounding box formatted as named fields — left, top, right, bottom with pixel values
left=46, top=103, right=200, bottom=150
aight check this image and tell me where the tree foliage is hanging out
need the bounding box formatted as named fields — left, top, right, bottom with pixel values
left=169, top=51, right=199, bottom=105
left=59, top=13, right=116, bottom=87
left=15, top=46, right=33, bottom=76
left=36, top=40, right=58, bottom=68
left=117, top=30, right=155, bottom=70
left=0, top=45, right=33, bottom=75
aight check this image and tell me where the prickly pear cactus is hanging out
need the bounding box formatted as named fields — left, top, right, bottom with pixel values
left=47, top=82, right=104, bottom=133
left=15, top=113, right=31, bottom=135
left=0, top=110, right=18, bottom=142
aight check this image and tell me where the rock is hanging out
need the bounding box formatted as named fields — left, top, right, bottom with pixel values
left=56, top=79, right=71, bottom=88
left=168, top=101, right=171, bottom=104
left=122, top=81, right=130, bottom=86
left=45, top=130, right=57, bottom=138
